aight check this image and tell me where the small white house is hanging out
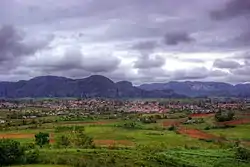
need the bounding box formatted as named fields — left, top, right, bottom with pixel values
left=0, top=120, right=6, bottom=124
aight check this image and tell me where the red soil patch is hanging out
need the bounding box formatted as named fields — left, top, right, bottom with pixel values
left=94, top=140, right=134, bottom=146
left=178, top=128, right=218, bottom=140
left=49, top=139, right=55, bottom=143
left=0, top=133, right=34, bottom=139
left=0, top=133, right=55, bottom=141
left=218, top=119, right=250, bottom=126
left=190, top=113, right=215, bottom=118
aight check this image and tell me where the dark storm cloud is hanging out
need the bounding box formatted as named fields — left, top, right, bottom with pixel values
left=0, top=25, right=28, bottom=62
left=0, top=25, right=52, bottom=68
left=133, top=55, right=165, bottom=69
left=210, top=0, right=250, bottom=48
left=213, top=59, right=241, bottom=69
left=164, top=32, right=195, bottom=45
left=211, top=0, right=250, bottom=20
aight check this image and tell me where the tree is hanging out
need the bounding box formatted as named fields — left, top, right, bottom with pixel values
left=0, top=139, right=24, bottom=166
left=215, top=110, right=235, bottom=122
left=35, top=132, right=49, bottom=147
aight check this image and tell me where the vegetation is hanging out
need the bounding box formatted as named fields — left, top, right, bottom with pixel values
left=215, top=110, right=235, bottom=122
left=0, top=99, right=250, bottom=166
left=35, top=132, right=49, bottom=147
left=0, top=139, right=24, bottom=166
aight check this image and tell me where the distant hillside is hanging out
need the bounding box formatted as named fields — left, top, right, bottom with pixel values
left=0, top=75, right=185, bottom=98
left=139, top=81, right=250, bottom=97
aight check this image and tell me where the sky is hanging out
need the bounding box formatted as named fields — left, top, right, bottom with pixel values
left=0, top=0, right=250, bottom=85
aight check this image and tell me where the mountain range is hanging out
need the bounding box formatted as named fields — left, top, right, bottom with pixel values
left=0, top=75, right=250, bottom=98
left=0, top=75, right=184, bottom=98
left=139, top=81, right=250, bottom=98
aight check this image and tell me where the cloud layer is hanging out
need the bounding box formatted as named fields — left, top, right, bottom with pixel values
left=0, top=0, right=249, bottom=84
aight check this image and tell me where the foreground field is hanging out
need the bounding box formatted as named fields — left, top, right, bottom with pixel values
left=1, top=110, right=250, bottom=167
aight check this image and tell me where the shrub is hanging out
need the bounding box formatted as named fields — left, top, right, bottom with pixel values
left=22, top=142, right=36, bottom=150
left=215, top=110, right=235, bottom=122
left=120, top=121, right=143, bottom=129
left=235, top=147, right=250, bottom=161
left=25, top=149, right=40, bottom=164
left=168, top=125, right=176, bottom=131
left=0, top=139, right=24, bottom=166
left=140, top=117, right=157, bottom=124
left=204, top=126, right=210, bottom=130
left=35, top=132, right=50, bottom=147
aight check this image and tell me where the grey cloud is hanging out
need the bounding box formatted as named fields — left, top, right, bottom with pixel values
left=171, top=67, right=209, bottom=80
left=211, top=0, right=250, bottom=20
left=234, top=32, right=250, bottom=46
left=133, top=55, right=165, bottom=69
left=0, top=25, right=52, bottom=70
left=164, top=32, right=195, bottom=45
left=170, top=67, right=228, bottom=81
left=131, top=40, right=158, bottom=51
left=0, top=25, right=26, bottom=62
left=29, top=48, right=121, bottom=74
left=231, top=66, right=250, bottom=76
left=213, top=59, right=241, bottom=69
left=210, top=70, right=229, bottom=77
left=210, top=0, right=250, bottom=48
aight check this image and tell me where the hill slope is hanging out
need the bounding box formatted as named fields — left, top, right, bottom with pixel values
left=0, top=75, right=184, bottom=98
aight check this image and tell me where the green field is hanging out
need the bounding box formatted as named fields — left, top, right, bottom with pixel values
left=1, top=110, right=250, bottom=167
left=207, top=124, right=250, bottom=140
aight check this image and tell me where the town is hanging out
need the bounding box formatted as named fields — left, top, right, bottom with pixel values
left=0, top=98, right=247, bottom=118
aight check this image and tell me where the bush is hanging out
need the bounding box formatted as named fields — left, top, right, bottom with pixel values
left=204, top=126, right=210, bottom=130
left=215, top=110, right=235, bottom=122
left=24, top=149, right=40, bottom=164
left=168, top=125, right=176, bottom=131
left=140, top=117, right=157, bottom=124
left=35, top=132, right=50, bottom=147
left=235, top=147, right=250, bottom=161
left=0, top=139, right=24, bottom=166
left=22, top=142, right=36, bottom=150
left=119, top=121, right=143, bottom=129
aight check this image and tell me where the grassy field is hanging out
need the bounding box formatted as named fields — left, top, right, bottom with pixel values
left=1, top=111, right=250, bottom=167
left=0, top=122, right=218, bottom=148
left=207, top=124, right=250, bottom=140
